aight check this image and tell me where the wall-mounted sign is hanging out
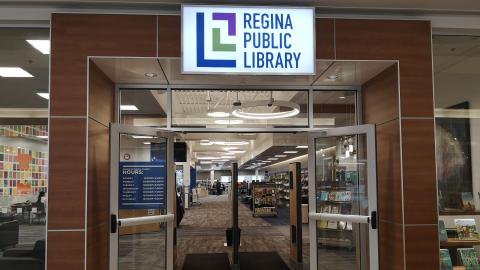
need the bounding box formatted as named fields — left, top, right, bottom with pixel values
left=182, top=5, right=315, bottom=75
left=119, top=161, right=167, bottom=209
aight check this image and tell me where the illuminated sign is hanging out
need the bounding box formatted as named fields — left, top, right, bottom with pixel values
left=182, top=5, right=315, bottom=75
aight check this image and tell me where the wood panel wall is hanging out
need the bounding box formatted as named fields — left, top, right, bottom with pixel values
left=49, top=14, right=437, bottom=270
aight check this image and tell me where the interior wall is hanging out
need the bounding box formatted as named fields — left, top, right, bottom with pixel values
left=48, top=14, right=437, bottom=270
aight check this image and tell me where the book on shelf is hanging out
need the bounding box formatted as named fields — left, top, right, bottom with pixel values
left=327, top=206, right=340, bottom=229
left=461, top=192, right=476, bottom=211
left=455, top=219, right=479, bottom=240
left=440, top=249, right=453, bottom=270
left=319, top=205, right=330, bottom=229
left=458, top=248, right=480, bottom=268
left=439, top=220, right=448, bottom=242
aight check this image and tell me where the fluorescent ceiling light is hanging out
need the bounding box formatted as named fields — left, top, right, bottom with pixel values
left=208, top=111, right=230, bottom=118
left=229, top=150, right=246, bottom=154
left=296, top=146, right=308, bottom=149
left=267, top=158, right=279, bottom=160
left=200, top=161, right=213, bottom=164
left=131, top=135, right=154, bottom=139
left=36, top=135, right=48, bottom=139
left=339, top=96, right=346, bottom=99
left=211, top=141, right=249, bottom=146
left=221, top=156, right=235, bottom=159
left=213, top=159, right=229, bottom=162
left=214, top=119, right=244, bottom=125
left=0, top=67, right=33, bottom=78
left=223, top=152, right=236, bottom=156
left=26, top=40, right=50, bottom=54
left=263, top=160, right=272, bottom=163
left=197, top=156, right=217, bottom=160
left=284, top=151, right=298, bottom=154
left=120, top=105, right=139, bottom=111
left=143, top=142, right=151, bottom=145
left=224, top=147, right=237, bottom=151
left=275, top=155, right=287, bottom=158
left=37, top=92, right=49, bottom=100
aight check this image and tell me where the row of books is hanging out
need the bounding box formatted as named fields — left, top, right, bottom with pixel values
left=441, top=248, right=480, bottom=269
left=317, top=205, right=353, bottom=230
left=317, top=191, right=352, bottom=202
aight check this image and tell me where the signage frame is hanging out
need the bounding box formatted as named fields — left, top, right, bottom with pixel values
left=181, top=4, right=316, bottom=76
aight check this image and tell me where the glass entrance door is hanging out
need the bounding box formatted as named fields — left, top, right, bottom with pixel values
left=109, top=124, right=176, bottom=270
left=308, top=124, right=378, bottom=270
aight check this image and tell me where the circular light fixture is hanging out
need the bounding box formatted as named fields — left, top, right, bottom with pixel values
left=208, top=111, right=231, bottom=118
left=144, top=72, right=158, bottom=78
left=214, top=119, right=244, bottom=125
left=232, top=100, right=300, bottom=120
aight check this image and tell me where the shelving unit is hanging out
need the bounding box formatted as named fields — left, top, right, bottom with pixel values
left=252, top=183, right=277, bottom=217
left=316, top=160, right=359, bottom=248
left=267, top=169, right=308, bottom=207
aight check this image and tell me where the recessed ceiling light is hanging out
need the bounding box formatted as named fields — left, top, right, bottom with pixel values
left=263, top=160, right=272, bottom=163
left=275, top=155, right=287, bottom=158
left=37, top=92, right=49, bottom=100
left=296, top=146, right=308, bottom=149
left=143, top=142, right=151, bottom=145
left=131, top=135, right=154, bottom=139
left=120, top=105, right=139, bottom=111
left=26, top=40, right=50, bottom=54
left=200, top=161, right=213, bottom=164
left=211, top=141, right=249, bottom=146
left=221, top=156, right=235, bottom=159
left=208, top=111, right=230, bottom=118
left=224, top=147, right=237, bottom=151
left=213, top=159, right=229, bottom=162
left=327, top=75, right=339, bottom=80
left=214, top=119, right=244, bottom=125
left=223, top=152, right=236, bottom=156
left=267, top=158, right=279, bottom=160
left=339, top=96, right=346, bottom=99
left=284, top=151, right=298, bottom=154
left=0, top=67, right=33, bottom=78
left=197, top=156, right=217, bottom=160
left=239, top=133, right=256, bottom=136
left=144, top=72, right=158, bottom=78
left=36, top=135, right=48, bottom=139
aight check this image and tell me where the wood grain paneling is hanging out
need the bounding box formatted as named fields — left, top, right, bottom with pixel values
left=48, top=118, right=86, bottom=229
left=158, top=15, right=181, bottom=57
left=335, top=19, right=433, bottom=117
left=376, top=120, right=403, bottom=224
left=316, top=18, right=335, bottom=59
left=362, top=64, right=399, bottom=125
left=405, top=225, right=439, bottom=269
left=89, top=61, right=114, bottom=126
left=47, top=231, right=85, bottom=270
left=401, top=119, right=438, bottom=225
left=379, top=221, right=404, bottom=270
left=50, top=14, right=156, bottom=116
left=87, top=223, right=109, bottom=270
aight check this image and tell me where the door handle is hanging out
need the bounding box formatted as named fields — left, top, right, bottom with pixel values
left=111, top=214, right=118, bottom=233
left=370, top=211, right=377, bottom=230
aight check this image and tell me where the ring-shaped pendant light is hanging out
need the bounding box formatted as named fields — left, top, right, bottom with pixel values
left=232, top=100, right=300, bottom=120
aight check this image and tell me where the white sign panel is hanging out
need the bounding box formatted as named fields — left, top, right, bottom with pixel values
left=182, top=5, right=315, bottom=75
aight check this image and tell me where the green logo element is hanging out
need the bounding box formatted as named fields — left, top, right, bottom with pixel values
left=212, top=28, right=236, bottom=52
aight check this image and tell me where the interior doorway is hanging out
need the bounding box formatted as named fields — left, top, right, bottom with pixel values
left=91, top=57, right=393, bottom=270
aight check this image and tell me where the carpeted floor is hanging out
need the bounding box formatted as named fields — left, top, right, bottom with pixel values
left=239, top=251, right=291, bottom=270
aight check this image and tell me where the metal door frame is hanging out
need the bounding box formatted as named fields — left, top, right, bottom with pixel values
left=307, top=124, right=378, bottom=270
left=109, top=123, right=176, bottom=270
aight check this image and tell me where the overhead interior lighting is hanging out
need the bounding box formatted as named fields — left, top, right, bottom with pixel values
left=339, top=96, right=346, bottom=99
left=26, top=39, right=50, bottom=54
left=224, top=147, right=237, bottom=151
left=267, top=157, right=279, bottom=160
left=120, top=105, right=139, bottom=111
left=144, top=72, right=158, bottom=78
left=229, top=150, right=246, bottom=154
left=208, top=111, right=230, bottom=118
left=213, top=159, right=229, bottom=162
left=263, top=160, right=272, bottom=163
left=296, top=145, right=308, bottom=149
left=211, top=141, right=249, bottom=146
left=37, top=92, right=49, bottom=100
left=200, top=161, right=213, bottom=164
left=197, top=156, right=217, bottom=160
left=143, top=142, right=151, bottom=145
left=239, top=133, right=256, bottom=136
left=275, top=155, right=287, bottom=158
left=327, top=75, right=339, bottom=80
left=221, top=156, right=235, bottom=159
left=36, top=135, right=48, bottom=139
left=284, top=151, right=298, bottom=154
left=232, top=100, right=300, bottom=120
left=214, top=119, right=244, bottom=125
left=0, top=67, right=33, bottom=78
left=131, top=135, right=154, bottom=139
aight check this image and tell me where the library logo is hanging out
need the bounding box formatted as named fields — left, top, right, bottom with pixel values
left=196, top=12, right=237, bottom=68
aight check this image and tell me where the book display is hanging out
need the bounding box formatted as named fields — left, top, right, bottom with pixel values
left=440, top=249, right=453, bottom=270
left=315, top=143, right=359, bottom=248
left=252, top=183, right=277, bottom=217
left=440, top=218, right=480, bottom=268
left=455, top=219, right=479, bottom=240
left=458, top=248, right=480, bottom=269
left=267, top=169, right=308, bottom=207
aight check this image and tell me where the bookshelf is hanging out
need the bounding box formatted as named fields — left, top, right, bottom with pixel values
left=267, top=169, right=308, bottom=207
left=252, top=183, right=277, bottom=217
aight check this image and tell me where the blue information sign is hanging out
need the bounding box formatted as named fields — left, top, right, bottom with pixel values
left=119, top=161, right=167, bottom=209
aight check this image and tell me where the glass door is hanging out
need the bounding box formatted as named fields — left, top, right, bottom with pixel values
left=109, top=124, right=176, bottom=270
left=308, top=124, right=378, bottom=270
